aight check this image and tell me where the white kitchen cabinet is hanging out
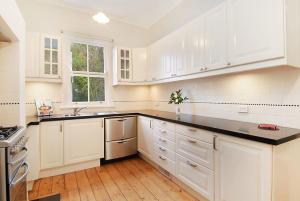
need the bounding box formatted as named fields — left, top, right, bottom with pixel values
left=176, top=154, right=214, bottom=201
left=185, top=16, right=205, bottom=74
left=113, top=47, right=132, bottom=83
left=63, top=118, right=104, bottom=165
left=40, top=121, right=64, bottom=169
left=26, top=125, right=40, bottom=181
left=138, top=116, right=154, bottom=159
left=132, top=48, right=148, bottom=82
left=214, top=135, right=272, bottom=201
left=227, top=0, right=285, bottom=67
left=25, top=32, right=62, bottom=82
left=204, top=2, right=228, bottom=70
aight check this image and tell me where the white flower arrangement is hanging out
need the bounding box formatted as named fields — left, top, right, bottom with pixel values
left=168, top=89, right=188, bottom=105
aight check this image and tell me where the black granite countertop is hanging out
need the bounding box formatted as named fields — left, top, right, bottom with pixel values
left=26, top=110, right=300, bottom=145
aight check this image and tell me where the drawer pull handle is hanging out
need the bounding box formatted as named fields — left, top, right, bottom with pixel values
left=160, top=130, right=167, bottom=134
left=161, top=122, right=166, bottom=125
left=159, top=155, right=167, bottom=160
left=159, top=147, right=166, bottom=152
left=159, top=138, right=167, bottom=143
left=187, top=139, right=197, bottom=144
left=186, top=160, right=198, bottom=168
left=188, top=128, right=197, bottom=132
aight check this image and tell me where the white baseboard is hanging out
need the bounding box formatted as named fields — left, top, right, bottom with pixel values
left=39, top=159, right=100, bottom=179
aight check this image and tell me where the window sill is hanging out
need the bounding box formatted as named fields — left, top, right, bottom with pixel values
left=60, top=103, right=115, bottom=109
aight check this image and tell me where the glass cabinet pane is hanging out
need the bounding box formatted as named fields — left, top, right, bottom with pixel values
left=45, top=64, right=51, bottom=74
left=44, top=38, right=50, bottom=49
left=126, top=60, right=129, bottom=69
left=126, top=71, right=129, bottom=79
left=52, top=51, right=58, bottom=63
left=44, top=50, right=50, bottom=62
left=52, top=64, right=58, bottom=75
left=125, top=50, right=129, bottom=58
left=121, top=59, right=125, bottom=69
left=52, top=39, right=58, bottom=49
left=121, top=50, right=124, bottom=57
left=121, top=70, right=125, bottom=78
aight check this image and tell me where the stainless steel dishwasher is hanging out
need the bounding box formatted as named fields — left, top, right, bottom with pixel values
left=105, top=116, right=137, bottom=160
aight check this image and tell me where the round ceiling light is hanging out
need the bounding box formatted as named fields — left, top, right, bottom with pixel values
left=93, top=12, right=110, bottom=24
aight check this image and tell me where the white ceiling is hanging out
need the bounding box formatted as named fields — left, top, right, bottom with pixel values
left=39, top=0, right=183, bottom=28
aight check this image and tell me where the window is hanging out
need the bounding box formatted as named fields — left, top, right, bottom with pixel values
left=70, top=42, right=106, bottom=103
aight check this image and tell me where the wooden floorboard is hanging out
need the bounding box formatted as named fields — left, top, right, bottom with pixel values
left=29, top=158, right=199, bottom=201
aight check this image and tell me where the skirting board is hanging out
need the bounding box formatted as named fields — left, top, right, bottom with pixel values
left=138, top=153, right=209, bottom=201
left=39, top=159, right=100, bottom=179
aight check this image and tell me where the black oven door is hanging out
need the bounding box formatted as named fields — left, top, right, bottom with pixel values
left=9, top=163, right=28, bottom=201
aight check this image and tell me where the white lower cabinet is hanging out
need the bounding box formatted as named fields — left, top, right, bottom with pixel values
left=176, top=154, right=214, bottom=201
left=138, top=116, right=154, bottom=159
left=64, top=118, right=104, bottom=165
left=40, top=121, right=64, bottom=169
left=26, top=125, right=40, bottom=181
left=214, top=136, right=272, bottom=201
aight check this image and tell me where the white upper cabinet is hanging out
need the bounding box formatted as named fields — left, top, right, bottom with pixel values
left=25, top=32, right=62, bottom=82
left=132, top=48, right=148, bottom=82
left=185, top=16, right=205, bottom=74
left=113, top=47, right=132, bottom=83
left=204, top=2, right=228, bottom=70
left=227, top=0, right=285, bottom=67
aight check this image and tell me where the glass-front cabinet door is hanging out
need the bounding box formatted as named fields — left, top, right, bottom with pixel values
left=40, top=35, right=61, bottom=78
left=118, top=48, right=132, bottom=81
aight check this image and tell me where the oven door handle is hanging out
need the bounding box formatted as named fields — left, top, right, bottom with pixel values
left=8, top=148, right=27, bottom=166
left=10, top=163, right=29, bottom=187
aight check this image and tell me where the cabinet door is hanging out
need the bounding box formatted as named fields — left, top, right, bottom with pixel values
left=215, top=136, right=272, bottom=201
left=26, top=125, right=40, bottom=181
left=227, top=0, right=284, bottom=67
left=26, top=32, right=40, bottom=78
left=118, top=48, right=132, bottom=81
left=64, top=118, right=104, bottom=165
left=138, top=117, right=154, bottom=159
left=205, top=2, right=228, bottom=70
left=40, top=121, right=64, bottom=169
left=173, top=27, right=188, bottom=76
left=186, top=16, right=205, bottom=74
left=132, top=48, right=148, bottom=82
left=40, top=34, right=61, bottom=79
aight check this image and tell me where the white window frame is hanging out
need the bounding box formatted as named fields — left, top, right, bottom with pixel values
left=62, top=36, right=113, bottom=108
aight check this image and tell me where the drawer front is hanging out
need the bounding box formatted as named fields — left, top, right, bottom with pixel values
left=154, top=135, right=176, bottom=151
left=154, top=152, right=175, bottom=174
left=154, top=127, right=175, bottom=142
left=176, top=124, right=214, bottom=144
left=105, top=137, right=137, bottom=160
left=154, top=120, right=175, bottom=132
left=154, top=143, right=176, bottom=161
left=176, top=154, right=214, bottom=201
left=176, top=134, right=214, bottom=170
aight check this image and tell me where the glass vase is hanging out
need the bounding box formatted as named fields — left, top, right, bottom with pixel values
left=175, top=104, right=180, bottom=115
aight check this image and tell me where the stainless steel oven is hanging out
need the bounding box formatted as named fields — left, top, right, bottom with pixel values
left=0, top=127, right=28, bottom=201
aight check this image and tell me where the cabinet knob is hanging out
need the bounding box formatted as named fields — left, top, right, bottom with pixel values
left=227, top=62, right=231, bottom=66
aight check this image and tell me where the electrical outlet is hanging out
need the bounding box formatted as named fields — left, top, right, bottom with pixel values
left=238, top=105, right=248, bottom=113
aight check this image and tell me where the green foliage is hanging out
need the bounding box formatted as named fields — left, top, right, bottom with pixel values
left=89, top=46, right=104, bottom=73
left=168, top=89, right=188, bottom=105
left=72, top=76, right=88, bottom=102
left=90, top=77, right=105, bottom=101
left=71, top=43, right=87, bottom=71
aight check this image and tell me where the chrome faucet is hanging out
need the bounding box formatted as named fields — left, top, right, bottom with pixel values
left=73, top=107, right=87, bottom=116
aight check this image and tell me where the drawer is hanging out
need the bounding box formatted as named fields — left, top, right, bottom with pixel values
left=154, top=127, right=175, bottom=142
left=154, top=143, right=176, bottom=161
left=154, top=152, right=175, bottom=174
left=176, top=154, right=214, bottom=201
left=154, top=135, right=176, bottom=151
left=105, top=138, right=137, bottom=160
left=176, top=124, right=214, bottom=144
left=176, top=134, right=214, bottom=170
left=154, top=120, right=175, bottom=132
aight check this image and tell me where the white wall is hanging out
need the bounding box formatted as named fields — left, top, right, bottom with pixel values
left=150, top=67, right=300, bottom=129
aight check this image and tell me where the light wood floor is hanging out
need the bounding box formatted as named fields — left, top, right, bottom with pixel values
left=29, top=157, right=200, bottom=201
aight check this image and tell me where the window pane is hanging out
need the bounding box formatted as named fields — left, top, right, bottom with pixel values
left=52, top=39, right=58, bottom=49
left=44, top=38, right=50, bottom=48
left=52, top=64, right=58, bottom=75
left=89, top=45, right=104, bottom=73
left=72, top=76, right=88, bottom=102
left=45, top=64, right=50, bottom=74
left=71, top=43, right=87, bottom=71
left=52, top=51, right=58, bottom=63
left=44, top=50, right=50, bottom=62
left=89, top=77, right=105, bottom=102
